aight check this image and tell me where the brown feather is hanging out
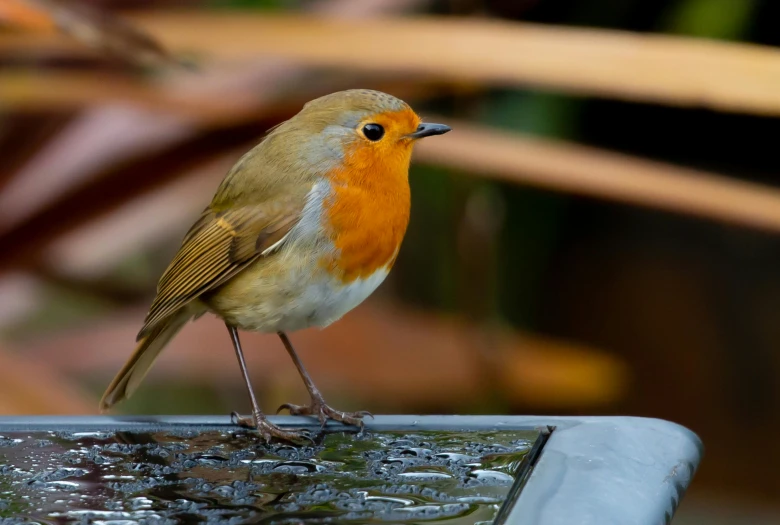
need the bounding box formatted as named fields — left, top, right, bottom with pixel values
left=137, top=195, right=305, bottom=340
left=101, top=304, right=200, bottom=410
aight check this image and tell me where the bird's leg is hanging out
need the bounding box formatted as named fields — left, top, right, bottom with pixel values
left=276, top=331, right=372, bottom=428
left=226, top=324, right=312, bottom=443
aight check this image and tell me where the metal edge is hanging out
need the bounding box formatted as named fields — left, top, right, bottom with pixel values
left=503, top=416, right=703, bottom=525
left=494, top=425, right=553, bottom=525
left=0, top=414, right=560, bottom=432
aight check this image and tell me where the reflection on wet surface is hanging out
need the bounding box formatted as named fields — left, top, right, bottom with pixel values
left=0, top=427, right=539, bottom=524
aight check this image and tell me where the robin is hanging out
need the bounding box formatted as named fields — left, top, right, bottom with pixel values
left=99, top=89, right=451, bottom=442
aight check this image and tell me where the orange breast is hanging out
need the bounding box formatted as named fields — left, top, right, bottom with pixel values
left=321, top=139, right=413, bottom=283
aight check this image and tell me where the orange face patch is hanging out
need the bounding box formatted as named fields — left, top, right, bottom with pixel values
left=320, top=109, right=420, bottom=282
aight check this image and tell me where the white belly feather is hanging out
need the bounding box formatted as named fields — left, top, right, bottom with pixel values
left=281, top=267, right=390, bottom=331
left=208, top=179, right=394, bottom=333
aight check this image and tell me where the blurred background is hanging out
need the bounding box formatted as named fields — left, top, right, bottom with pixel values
left=1, top=0, right=780, bottom=522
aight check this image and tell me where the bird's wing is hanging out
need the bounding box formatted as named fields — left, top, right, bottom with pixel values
left=137, top=194, right=304, bottom=339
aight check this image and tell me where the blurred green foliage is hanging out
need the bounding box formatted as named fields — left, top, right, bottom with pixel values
left=662, top=0, right=757, bottom=40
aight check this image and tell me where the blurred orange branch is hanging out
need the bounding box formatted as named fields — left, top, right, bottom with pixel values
left=131, top=12, right=780, bottom=116
left=5, top=12, right=780, bottom=115
left=0, top=69, right=199, bottom=115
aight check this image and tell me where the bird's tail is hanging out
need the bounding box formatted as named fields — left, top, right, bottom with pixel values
left=99, top=305, right=197, bottom=411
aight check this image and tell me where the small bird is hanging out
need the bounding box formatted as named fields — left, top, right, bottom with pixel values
left=100, top=89, right=451, bottom=442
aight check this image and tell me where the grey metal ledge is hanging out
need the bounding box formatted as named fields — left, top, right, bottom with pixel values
left=0, top=414, right=702, bottom=524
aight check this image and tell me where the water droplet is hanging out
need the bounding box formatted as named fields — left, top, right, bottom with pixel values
left=273, top=461, right=323, bottom=474
left=435, top=452, right=478, bottom=463
left=399, top=447, right=433, bottom=457
left=468, top=469, right=514, bottom=483
left=364, top=495, right=415, bottom=506
left=71, top=431, right=114, bottom=439
left=457, top=495, right=502, bottom=504
left=397, top=471, right=452, bottom=480
left=130, top=496, right=153, bottom=509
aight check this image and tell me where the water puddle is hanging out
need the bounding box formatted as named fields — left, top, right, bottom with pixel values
left=0, top=427, right=539, bottom=523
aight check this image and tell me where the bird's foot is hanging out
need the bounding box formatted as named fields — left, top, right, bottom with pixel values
left=230, top=411, right=314, bottom=444
left=277, top=397, right=373, bottom=429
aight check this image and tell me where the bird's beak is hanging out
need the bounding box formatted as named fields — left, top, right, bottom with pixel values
left=407, top=122, right=451, bottom=139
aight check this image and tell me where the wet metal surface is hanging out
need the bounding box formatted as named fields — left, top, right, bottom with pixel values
left=0, top=426, right=540, bottom=524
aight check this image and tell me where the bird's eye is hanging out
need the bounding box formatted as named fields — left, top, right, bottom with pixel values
left=362, top=123, right=385, bottom=141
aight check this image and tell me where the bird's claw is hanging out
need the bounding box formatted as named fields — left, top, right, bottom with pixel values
left=277, top=399, right=373, bottom=429
left=230, top=410, right=315, bottom=444
left=231, top=411, right=255, bottom=429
